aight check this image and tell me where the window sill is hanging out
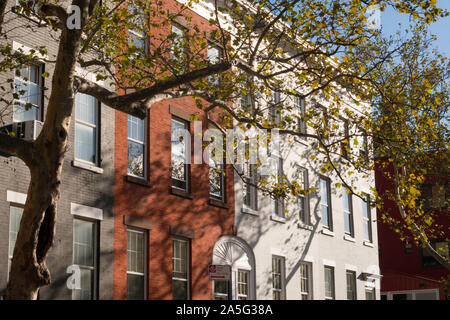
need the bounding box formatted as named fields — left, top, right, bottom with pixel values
left=270, top=214, right=286, bottom=224
left=321, top=228, right=335, bottom=237
left=343, top=234, right=356, bottom=242
left=297, top=222, right=313, bottom=231
left=241, top=206, right=259, bottom=216
left=72, top=160, right=103, bottom=174
left=170, top=187, right=192, bottom=199
left=126, top=175, right=152, bottom=188
left=208, top=198, right=229, bottom=209
left=363, top=241, right=374, bottom=248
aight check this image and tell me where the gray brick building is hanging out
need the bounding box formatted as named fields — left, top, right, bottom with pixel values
left=0, top=0, right=114, bottom=299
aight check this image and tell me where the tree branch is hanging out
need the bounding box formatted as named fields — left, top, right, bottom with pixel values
left=0, top=132, right=34, bottom=164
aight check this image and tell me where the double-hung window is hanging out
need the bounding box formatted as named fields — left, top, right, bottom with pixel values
left=362, top=193, right=372, bottom=242
left=294, top=96, right=307, bottom=137
left=13, top=64, right=43, bottom=122
left=172, top=238, right=190, bottom=300
left=209, top=157, right=225, bottom=201
left=213, top=281, right=229, bottom=300
left=324, top=266, right=335, bottom=300
left=270, top=90, right=281, bottom=126
left=208, top=45, right=222, bottom=85
left=72, top=218, right=98, bottom=300
left=272, top=256, right=285, bottom=300
left=171, top=24, right=186, bottom=61
left=127, top=228, right=147, bottom=300
left=297, top=167, right=310, bottom=225
left=272, top=157, right=284, bottom=218
left=346, top=270, right=357, bottom=300
left=241, top=94, right=254, bottom=114
left=243, top=142, right=257, bottom=210
left=299, top=262, right=312, bottom=300
left=171, top=118, right=189, bottom=192
left=8, top=206, right=24, bottom=275
left=237, top=270, right=250, bottom=300
left=341, top=119, right=350, bottom=160
left=343, top=187, right=354, bottom=236
left=320, top=177, right=332, bottom=230
left=128, top=3, right=147, bottom=54
left=128, top=115, right=146, bottom=178
left=74, top=93, right=99, bottom=165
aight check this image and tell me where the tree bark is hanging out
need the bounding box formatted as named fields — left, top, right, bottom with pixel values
left=5, top=0, right=89, bottom=299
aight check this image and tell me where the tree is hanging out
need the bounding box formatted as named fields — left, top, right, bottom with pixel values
left=0, top=0, right=447, bottom=299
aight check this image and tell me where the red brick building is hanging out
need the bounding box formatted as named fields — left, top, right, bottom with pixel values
left=113, top=1, right=235, bottom=300
left=375, top=160, right=449, bottom=300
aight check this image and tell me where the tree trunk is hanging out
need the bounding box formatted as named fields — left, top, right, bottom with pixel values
left=5, top=0, right=89, bottom=299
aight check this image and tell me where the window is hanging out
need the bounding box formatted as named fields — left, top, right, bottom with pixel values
left=171, top=24, right=186, bottom=60
left=365, top=288, right=376, bottom=300
left=272, top=256, right=285, bottom=300
left=8, top=206, right=24, bottom=275
left=213, top=281, right=230, bottom=300
left=272, top=157, right=284, bottom=218
left=421, top=241, right=449, bottom=267
left=243, top=143, right=257, bottom=210
left=346, top=271, right=357, bottom=300
left=294, top=96, right=307, bottom=137
left=297, top=167, right=310, bottom=225
left=15, top=0, right=39, bottom=14
left=209, top=138, right=225, bottom=201
left=318, top=107, right=329, bottom=141
left=237, top=270, right=249, bottom=300
left=171, top=118, right=189, bottom=191
left=420, top=183, right=449, bottom=210
left=172, top=238, right=190, bottom=300
left=324, top=266, right=335, bottom=300
left=128, top=3, right=147, bottom=54
left=342, top=187, right=354, bottom=236
left=241, top=93, right=254, bottom=114
left=362, top=193, right=372, bottom=242
left=208, top=45, right=222, bottom=85
left=320, top=177, right=332, bottom=230
left=127, top=229, right=147, bottom=300
left=299, top=262, right=312, bottom=300
left=72, top=218, right=98, bottom=300
left=74, top=93, right=99, bottom=164
left=360, top=131, right=369, bottom=164
left=128, top=115, right=146, bottom=178
left=270, top=90, right=281, bottom=125
left=341, top=119, right=350, bottom=159
left=13, top=64, right=43, bottom=122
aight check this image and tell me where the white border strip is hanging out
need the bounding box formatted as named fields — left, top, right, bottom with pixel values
left=70, top=202, right=103, bottom=220
left=7, top=190, right=27, bottom=205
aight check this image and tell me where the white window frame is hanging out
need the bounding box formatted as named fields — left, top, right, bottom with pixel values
left=272, top=157, right=285, bottom=218
left=297, top=167, right=310, bottom=225
left=172, top=237, right=190, bottom=300
left=346, top=270, right=357, bottom=300
left=127, top=115, right=147, bottom=179
left=341, top=118, right=350, bottom=160
left=171, top=117, right=190, bottom=192
left=127, top=2, right=148, bottom=55
left=324, top=265, right=335, bottom=300
left=74, top=93, right=99, bottom=166
left=13, top=64, right=43, bottom=122
left=171, top=23, right=186, bottom=61
left=213, top=280, right=230, bottom=300
left=208, top=45, right=222, bottom=85
left=237, top=269, right=250, bottom=300
left=299, top=261, right=312, bottom=300
left=343, top=187, right=354, bottom=237
left=243, top=142, right=258, bottom=211
left=272, top=255, right=286, bottom=300
left=270, top=90, right=282, bottom=125
left=362, top=193, right=373, bottom=242
left=7, top=205, right=24, bottom=278
left=294, top=96, right=307, bottom=137
left=72, top=217, right=98, bottom=300
left=320, top=176, right=333, bottom=230
left=126, top=228, right=148, bottom=300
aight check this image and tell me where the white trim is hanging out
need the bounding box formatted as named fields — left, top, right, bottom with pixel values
left=343, top=234, right=356, bottom=242
left=321, top=228, right=335, bottom=237
left=241, top=206, right=259, bottom=216
left=70, top=202, right=103, bottom=220
left=322, top=259, right=336, bottom=267
left=72, top=160, right=104, bottom=174
left=270, top=248, right=286, bottom=257
left=345, top=264, right=358, bottom=272
left=7, top=190, right=27, bottom=205
left=302, top=255, right=314, bottom=263
left=13, top=41, right=48, bottom=61
left=363, top=241, right=374, bottom=248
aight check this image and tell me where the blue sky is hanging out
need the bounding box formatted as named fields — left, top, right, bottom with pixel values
left=380, top=1, right=450, bottom=56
